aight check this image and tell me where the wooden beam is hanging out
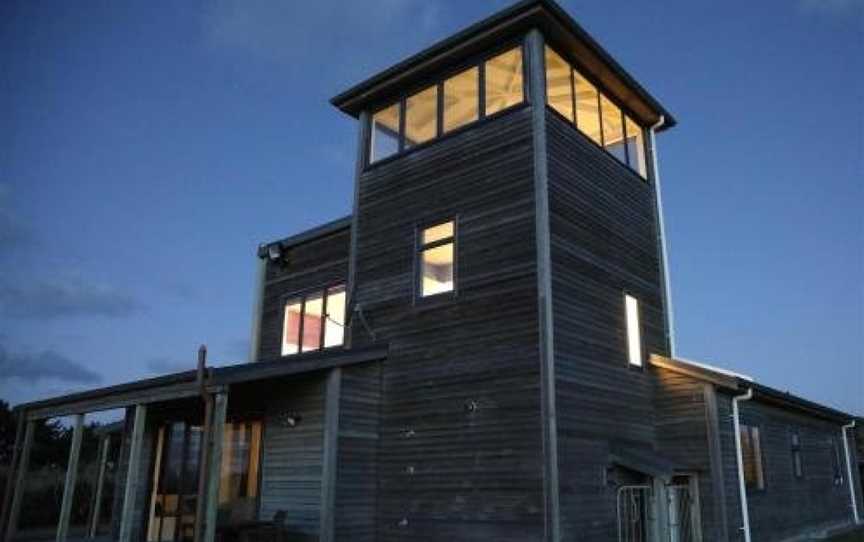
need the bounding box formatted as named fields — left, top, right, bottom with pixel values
left=118, top=405, right=147, bottom=542
left=193, top=394, right=213, bottom=542
left=3, top=420, right=34, bottom=542
left=56, top=414, right=85, bottom=542
left=203, top=393, right=228, bottom=542
left=319, top=368, right=342, bottom=542
left=88, top=435, right=111, bottom=538
left=0, top=411, right=25, bottom=536
left=527, top=28, right=561, bottom=542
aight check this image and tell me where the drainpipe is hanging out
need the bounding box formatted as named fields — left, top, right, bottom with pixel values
left=248, top=251, right=267, bottom=362
left=842, top=420, right=861, bottom=524
left=648, top=115, right=676, bottom=357
left=732, top=388, right=754, bottom=542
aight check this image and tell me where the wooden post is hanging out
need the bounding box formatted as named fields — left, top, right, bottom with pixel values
left=3, top=419, right=34, bottom=542
left=203, top=392, right=228, bottom=542
left=193, top=395, right=213, bottom=542
left=57, top=414, right=85, bottom=542
left=319, top=368, right=342, bottom=542
left=88, top=435, right=111, bottom=538
left=118, top=405, right=147, bottom=542
left=0, top=412, right=25, bottom=536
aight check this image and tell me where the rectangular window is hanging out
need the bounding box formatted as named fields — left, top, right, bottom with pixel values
left=281, top=286, right=346, bottom=356
left=791, top=431, right=803, bottom=479
left=574, top=69, right=602, bottom=145
left=485, top=47, right=524, bottom=116
left=600, top=94, right=626, bottom=162
left=370, top=103, right=400, bottom=163
left=624, top=294, right=642, bottom=367
left=405, top=85, right=438, bottom=148
left=741, top=424, right=765, bottom=490
left=443, top=67, right=479, bottom=133
left=624, top=115, right=647, bottom=177
left=831, top=438, right=844, bottom=486
left=418, top=221, right=455, bottom=298
left=545, top=46, right=573, bottom=122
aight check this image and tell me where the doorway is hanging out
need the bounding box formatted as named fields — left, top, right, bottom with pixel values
left=147, top=422, right=203, bottom=542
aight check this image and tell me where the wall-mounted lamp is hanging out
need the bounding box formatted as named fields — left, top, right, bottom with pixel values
left=278, top=412, right=302, bottom=428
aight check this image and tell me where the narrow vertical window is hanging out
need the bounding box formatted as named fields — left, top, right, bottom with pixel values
left=545, top=47, right=573, bottom=122
left=831, top=438, right=844, bottom=486
left=574, top=69, right=602, bottom=145
left=324, top=285, right=346, bottom=348
left=370, top=102, right=401, bottom=163
left=484, top=47, right=524, bottom=116
left=741, top=424, right=765, bottom=490
left=443, top=67, right=479, bottom=133
left=624, top=115, right=647, bottom=177
left=301, top=292, right=324, bottom=352
left=791, top=431, right=803, bottom=479
left=600, top=94, right=626, bottom=163
left=405, top=86, right=438, bottom=149
left=419, top=221, right=455, bottom=298
left=281, top=298, right=302, bottom=356
left=625, top=294, right=642, bottom=367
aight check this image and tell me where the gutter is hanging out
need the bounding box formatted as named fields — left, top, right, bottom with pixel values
left=732, top=387, right=754, bottom=542
left=842, top=420, right=861, bottom=524
left=649, top=115, right=676, bottom=357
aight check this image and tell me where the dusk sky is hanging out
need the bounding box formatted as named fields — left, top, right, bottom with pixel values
left=1, top=0, right=861, bottom=415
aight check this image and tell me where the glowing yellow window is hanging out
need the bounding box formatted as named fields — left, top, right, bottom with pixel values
left=575, top=69, right=602, bottom=145
left=545, top=47, right=573, bottom=121
left=485, top=47, right=524, bottom=116
left=419, top=221, right=455, bottom=297
left=443, top=68, right=479, bottom=133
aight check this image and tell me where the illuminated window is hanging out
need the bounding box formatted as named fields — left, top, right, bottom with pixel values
left=443, top=67, right=479, bottom=133
left=600, top=94, right=626, bottom=162
left=219, top=421, right=262, bottom=515
left=791, top=431, right=803, bottom=479
left=485, top=47, right=524, bottom=116
left=281, top=286, right=346, bottom=356
left=624, top=115, right=647, bottom=177
left=545, top=47, right=573, bottom=122
left=418, top=221, right=455, bottom=297
left=405, top=85, right=438, bottom=148
left=370, top=103, right=400, bottom=163
left=575, top=69, right=602, bottom=145
left=741, top=424, right=765, bottom=490
left=624, top=294, right=642, bottom=367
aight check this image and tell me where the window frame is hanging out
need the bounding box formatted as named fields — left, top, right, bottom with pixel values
left=543, top=43, right=650, bottom=181
left=623, top=292, right=645, bottom=370
left=280, top=283, right=347, bottom=357
left=790, top=429, right=804, bottom=479
left=740, top=423, right=766, bottom=491
left=366, top=40, right=528, bottom=169
left=830, top=437, right=844, bottom=486
left=414, top=218, right=459, bottom=303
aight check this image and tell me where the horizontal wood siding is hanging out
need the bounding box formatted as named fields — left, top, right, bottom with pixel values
left=259, top=375, right=326, bottom=536
left=258, top=229, right=350, bottom=362
left=546, top=110, right=668, bottom=540
left=352, top=107, right=545, bottom=541
left=335, top=363, right=382, bottom=542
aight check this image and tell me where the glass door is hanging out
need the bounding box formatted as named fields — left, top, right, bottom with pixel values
left=147, top=422, right=202, bottom=542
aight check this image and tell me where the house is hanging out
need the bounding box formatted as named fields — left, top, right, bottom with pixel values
left=1, top=1, right=861, bottom=541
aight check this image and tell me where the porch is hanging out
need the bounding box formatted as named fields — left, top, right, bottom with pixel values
left=0, top=346, right=386, bottom=542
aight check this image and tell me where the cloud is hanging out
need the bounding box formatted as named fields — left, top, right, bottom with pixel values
left=0, top=274, right=142, bottom=319
left=0, top=345, right=101, bottom=384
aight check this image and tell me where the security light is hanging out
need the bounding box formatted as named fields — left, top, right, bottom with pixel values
left=267, top=243, right=282, bottom=262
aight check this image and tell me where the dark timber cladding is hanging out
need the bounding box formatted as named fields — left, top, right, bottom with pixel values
left=546, top=106, right=668, bottom=540
left=351, top=103, right=543, bottom=540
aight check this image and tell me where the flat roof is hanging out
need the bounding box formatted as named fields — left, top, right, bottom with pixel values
left=331, top=0, right=676, bottom=131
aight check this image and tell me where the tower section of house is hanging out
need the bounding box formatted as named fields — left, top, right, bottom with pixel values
left=331, top=1, right=675, bottom=540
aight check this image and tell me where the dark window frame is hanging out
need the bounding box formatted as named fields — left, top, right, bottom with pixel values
left=543, top=42, right=649, bottom=181
left=366, top=40, right=528, bottom=169
left=280, top=283, right=347, bottom=357
left=414, top=218, right=459, bottom=304
left=790, top=429, right=804, bottom=479
left=740, top=423, right=767, bottom=491
left=830, top=437, right=844, bottom=486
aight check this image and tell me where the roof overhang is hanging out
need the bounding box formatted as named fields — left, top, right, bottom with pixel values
left=15, top=344, right=388, bottom=421
left=257, top=215, right=352, bottom=259
left=330, top=0, right=676, bottom=131
left=651, top=354, right=856, bottom=424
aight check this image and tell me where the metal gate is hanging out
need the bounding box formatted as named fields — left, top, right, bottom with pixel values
left=618, top=485, right=651, bottom=542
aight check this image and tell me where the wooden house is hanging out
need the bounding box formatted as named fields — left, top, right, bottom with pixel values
left=2, top=1, right=861, bottom=541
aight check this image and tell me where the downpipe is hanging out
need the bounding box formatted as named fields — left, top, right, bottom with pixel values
left=648, top=115, right=676, bottom=358
left=842, top=420, right=861, bottom=524
left=732, top=388, right=754, bottom=542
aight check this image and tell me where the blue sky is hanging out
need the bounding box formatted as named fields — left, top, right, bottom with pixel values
left=1, top=0, right=861, bottom=415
